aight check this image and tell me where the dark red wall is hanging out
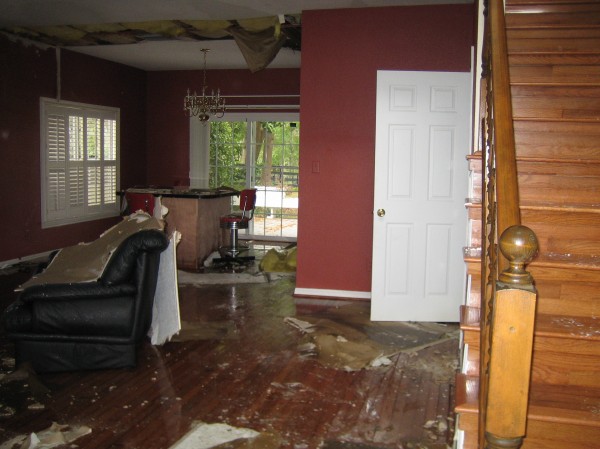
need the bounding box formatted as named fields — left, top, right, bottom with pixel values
left=296, top=5, right=475, bottom=294
left=0, top=3, right=474, bottom=283
left=0, top=36, right=147, bottom=262
left=146, top=68, right=301, bottom=186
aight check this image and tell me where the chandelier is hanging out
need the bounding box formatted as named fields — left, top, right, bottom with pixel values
left=183, top=49, right=226, bottom=123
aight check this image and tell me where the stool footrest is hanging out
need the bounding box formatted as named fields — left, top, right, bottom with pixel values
left=213, top=255, right=255, bottom=264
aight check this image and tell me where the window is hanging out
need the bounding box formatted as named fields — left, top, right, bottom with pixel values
left=190, top=113, right=299, bottom=241
left=40, top=98, right=120, bottom=228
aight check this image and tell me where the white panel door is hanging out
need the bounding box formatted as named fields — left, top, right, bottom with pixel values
left=371, top=70, right=471, bottom=322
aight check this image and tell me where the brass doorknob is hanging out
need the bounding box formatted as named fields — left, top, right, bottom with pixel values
left=377, top=208, right=385, bottom=217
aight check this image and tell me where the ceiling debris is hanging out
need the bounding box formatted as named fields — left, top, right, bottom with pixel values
left=1, top=15, right=301, bottom=71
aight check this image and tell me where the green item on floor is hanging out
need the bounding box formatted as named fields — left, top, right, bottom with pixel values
left=259, top=246, right=297, bottom=272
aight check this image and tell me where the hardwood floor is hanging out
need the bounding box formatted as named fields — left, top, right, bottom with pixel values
left=0, top=262, right=458, bottom=449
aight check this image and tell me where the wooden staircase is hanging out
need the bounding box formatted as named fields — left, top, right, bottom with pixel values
left=455, top=0, right=600, bottom=447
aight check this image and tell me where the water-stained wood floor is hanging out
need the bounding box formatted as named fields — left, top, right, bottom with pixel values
left=0, top=264, right=458, bottom=449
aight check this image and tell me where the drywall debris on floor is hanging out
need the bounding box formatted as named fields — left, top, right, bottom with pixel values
left=168, top=422, right=280, bottom=449
left=0, top=360, right=50, bottom=418
left=284, top=306, right=459, bottom=371
left=284, top=315, right=395, bottom=371
left=0, top=422, right=91, bottom=449
left=18, top=212, right=163, bottom=290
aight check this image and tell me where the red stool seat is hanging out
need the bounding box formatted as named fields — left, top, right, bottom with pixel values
left=219, top=189, right=257, bottom=257
left=125, top=192, right=155, bottom=214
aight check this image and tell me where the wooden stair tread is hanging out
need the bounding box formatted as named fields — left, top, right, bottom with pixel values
left=463, top=247, right=482, bottom=262
left=508, top=27, right=600, bottom=39
left=532, top=252, right=600, bottom=270
left=513, top=118, right=600, bottom=148
left=514, top=118, right=600, bottom=133
left=456, top=374, right=600, bottom=427
left=512, top=90, right=600, bottom=121
left=470, top=155, right=600, bottom=173
left=509, top=53, right=600, bottom=67
left=454, top=373, right=479, bottom=413
left=510, top=64, right=600, bottom=85
left=464, top=250, right=600, bottom=275
left=507, top=0, right=600, bottom=5
left=506, top=12, right=600, bottom=29
left=460, top=306, right=600, bottom=341
left=507, top=2, right=600, bottom=14
left=520, top=201, right=600, bottom=213
left=460, top=305, right=480, bottom=331
left=512, top=84, right=600, bottom=98
left=518, top=160, right=600, bottom=177
left=536, top=313, right=600, bottom=340
left=508, top=37, right=600, bottom=54
left=515, top=116, right=600, bottom=123
left=521, top=207, right=600, bottom=226
left=529, top=383, right=600, bottom=425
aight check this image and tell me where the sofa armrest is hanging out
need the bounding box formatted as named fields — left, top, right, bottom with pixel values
left=20, top=283, right=136, bottom=302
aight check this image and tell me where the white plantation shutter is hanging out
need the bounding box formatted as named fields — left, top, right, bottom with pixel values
left=46, top=113, right=67, bottom=220
left=41, top=98, right=120, bottom=228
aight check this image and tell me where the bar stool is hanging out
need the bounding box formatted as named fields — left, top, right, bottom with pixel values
left=219, top=188, right=257, bottom=258
left=125, top=191, right=155, bottom=214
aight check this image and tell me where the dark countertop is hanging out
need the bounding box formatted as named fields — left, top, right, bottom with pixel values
left=121, top=187, right=239, bottom=199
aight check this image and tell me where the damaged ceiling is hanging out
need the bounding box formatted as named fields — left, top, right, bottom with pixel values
left=0, top=0, right=472, bottom=71
left=1, top=15, right=302, bottom=72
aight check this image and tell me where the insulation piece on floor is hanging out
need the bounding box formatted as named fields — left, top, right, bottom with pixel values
left=168, top=422, right=260, bottom=449
left=259, top=246, right=297, bottom=272
left=0, top=422, right=91, bottom=449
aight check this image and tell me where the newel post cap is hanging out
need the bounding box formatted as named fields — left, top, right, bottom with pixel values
left=498, top=225, right=538, bottom=286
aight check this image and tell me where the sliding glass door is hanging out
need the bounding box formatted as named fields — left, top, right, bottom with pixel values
left=191, top=113, right=299, bottom=241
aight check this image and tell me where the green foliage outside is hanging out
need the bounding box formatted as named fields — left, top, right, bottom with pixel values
left=209, top=121, right=300, bottom=192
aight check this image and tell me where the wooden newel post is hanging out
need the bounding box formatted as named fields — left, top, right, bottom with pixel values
left=485, top=225, right=539, bottom=449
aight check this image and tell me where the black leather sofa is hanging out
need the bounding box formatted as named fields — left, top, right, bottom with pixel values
left=2, top=229, right=169, bottom=372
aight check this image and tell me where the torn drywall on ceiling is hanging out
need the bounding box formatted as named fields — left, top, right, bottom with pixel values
left=1, top=15, right=301, bottom=71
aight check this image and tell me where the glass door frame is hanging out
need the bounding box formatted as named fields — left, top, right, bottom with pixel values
left=190, top=112, right=300, bottom=242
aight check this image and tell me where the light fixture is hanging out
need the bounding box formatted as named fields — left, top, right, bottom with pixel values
left=183, top=48, right=226, bottom=123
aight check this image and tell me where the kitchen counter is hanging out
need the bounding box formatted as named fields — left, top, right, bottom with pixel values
left=124, top=187, right=239, bottom=199
left=122, top=187, right=238, bottom=270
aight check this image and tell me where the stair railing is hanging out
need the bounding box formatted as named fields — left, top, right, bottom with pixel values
left=479, top=0, right=539, bottom=448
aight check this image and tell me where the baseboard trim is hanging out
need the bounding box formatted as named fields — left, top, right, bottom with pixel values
left=293, top=287, right=371, bottom=301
